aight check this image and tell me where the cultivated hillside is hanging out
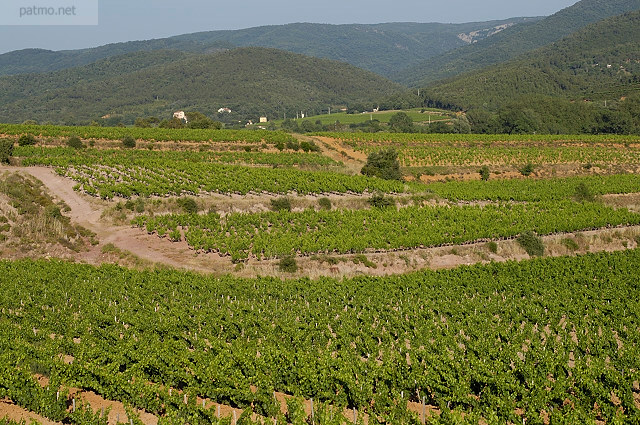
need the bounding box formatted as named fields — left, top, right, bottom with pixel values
left=0, top=19, right=537, bottom=78
left=398, top=0, right=640, bottom=86
left=0, top=47, right=403, bottom=124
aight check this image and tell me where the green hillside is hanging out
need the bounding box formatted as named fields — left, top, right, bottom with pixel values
left=423, top=11, right=640, bottom=110
left=0, top=19, right=537, bottom=78
left=0, top=47, right=404, bottom=124
left=399, top=0, right=640, bottom=86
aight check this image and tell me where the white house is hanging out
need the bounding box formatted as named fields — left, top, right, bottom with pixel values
left=259, top=116, right=268, bottom=123
left=173, top=111, right=188, bottom=123
left=218, top=107, right=232, bottom=114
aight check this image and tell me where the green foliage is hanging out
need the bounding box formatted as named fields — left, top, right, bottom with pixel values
left=388, top=112, right=415, bottom=133
left=420, top=11, right=640, bottom=135
left=574, top=183, right=595, bottom=202
left=0, top=140, right=13, bottom=164
left=66, top=135, right=84, bottom=149
left=0, top=48, right=402, bottom=124
left=18, top=134, right=36, bottom=146
left=185, top=111, right=222, bottom=129
left=361, top=148, right=402, bottom=181
left=562, top=238, right=580, bottom=251
left=270, top=197, right=292, bottom=212
left=517, top=230, right=545, bottom=257
left=122, top=136, right=136, bottom=149
left=177, top=197, right=199, bottom=214
left=479, top=165, right=490, bottom=181
left=368, top=193, right=396, bottom=209
left=402, top=0, right=640, bottom=86
left=520, top=163, right=535, bottom=177
left=16, top=143, right=406, bottom=198
left=278, top=256, right=298, bottom=273
left=318, top=197, right=332, bottom=210
left=133, top=196, right=640, bottom=261
left=1, top=249, right=640, bottom=422
left=486, top=241, right=498, bottom=254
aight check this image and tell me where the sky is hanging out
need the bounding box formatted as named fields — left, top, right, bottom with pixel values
left=0, top=0, right=579, bottom=54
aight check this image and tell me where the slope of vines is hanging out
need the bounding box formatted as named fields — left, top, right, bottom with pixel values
left=134, top=200, right=640, bottom=261
left=15, top=147, right=411, bottom=198
left=1, top=251, right=639, bottom=423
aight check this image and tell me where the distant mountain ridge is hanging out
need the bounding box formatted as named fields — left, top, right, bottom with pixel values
left=0, top=19, right=538, bottom=78
left=399, top=0, right=640, bottom=87
left=0, top=47, right=404, bottom=124
left=422, top=10, right=640, bottom=111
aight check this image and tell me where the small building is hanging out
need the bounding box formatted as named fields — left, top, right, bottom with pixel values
left=259, top=116, right=268, bottom=123
left=218, top=107, right=232, bottom=114
left=173, top=111, right=188, bottom=123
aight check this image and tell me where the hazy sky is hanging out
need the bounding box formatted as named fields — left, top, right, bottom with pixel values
left=0, top=0, right=579, bottom=54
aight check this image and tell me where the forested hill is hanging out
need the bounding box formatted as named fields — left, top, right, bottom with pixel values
left=0, top=47, right=403, bottom=124
left=398, top=0, right=640, bottom=87
left=422, top=10, right=640, bottom=111
left=0, top=18, right=536, bottom=78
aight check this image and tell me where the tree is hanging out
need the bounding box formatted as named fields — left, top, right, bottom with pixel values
left=388, top=112, right=415, bottom=133
left=185, top=111, right=222, bottom=129
left=361, top=148, right=402, bottom=181
left=66, top=136, right=84, bottom=149
left=122, top=136, right=136, bottom=149
left=479, top=166, right=490, bottom=181
left=18, top=134, right=37, bottom=146
left=0, top=140, right=14, bottom=164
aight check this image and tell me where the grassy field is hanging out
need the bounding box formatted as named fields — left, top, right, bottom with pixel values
left=273, top=108, right=452, bottom=126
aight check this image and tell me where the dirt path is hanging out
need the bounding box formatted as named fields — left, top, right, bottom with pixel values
left=0, top=400, right=62, bottom=425
left=296, top=134, right=366, bottom=174
left=0, top=166, right=225, bottom=273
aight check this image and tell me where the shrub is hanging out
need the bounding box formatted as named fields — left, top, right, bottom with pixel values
left=177, top=197, right=198, bottom=214
left=352, top=254, right=377, bottom=269
left=286, top=140, right=300, bottom=151
left=361, top=148, right=402, bottom=181
left=278, top=256, right=298, bottom=273
left=520, top=163, right=535, bottom=177
left=562, top=238, right=579, bottom=251
left=517, top=231, right=545, bottom=257
left=66, top=136, right=84, bottom=149
left=45, top=205, right=62, bottom=220
left=318, top=197, right=332, bottom=210
left=368, top=193, right=395, bottom=209
left=486, top=241, right=498, bottom=254
left=574, top=183, right=594, bottom=202
left=0, top=140, right=14, bottom=164
left=270, top=197, right=291, bottom=212
left=18, top=134, right=37, bottom=146
left=300, top=141, right=320, bottom=152
left=122, top=136, right=136, bottom=149
left=479, top=165, right=490, bottom=181
left=135, top=198, right=145, bottom=213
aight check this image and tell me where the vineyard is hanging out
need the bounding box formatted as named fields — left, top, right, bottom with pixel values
left=0, top=124, right=297, bottom=144
left=1, top=251, right=639, bottom=424
left=313, top=132, right=640, bottom=144
left=314, top=132, right=640, bottom=168
left=134, top=200, right=640, bottom=261
left=15, top=147, right=411, bottom=198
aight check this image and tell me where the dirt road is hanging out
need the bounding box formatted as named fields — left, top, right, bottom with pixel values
left=1, top=166, right=224, bottom=273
